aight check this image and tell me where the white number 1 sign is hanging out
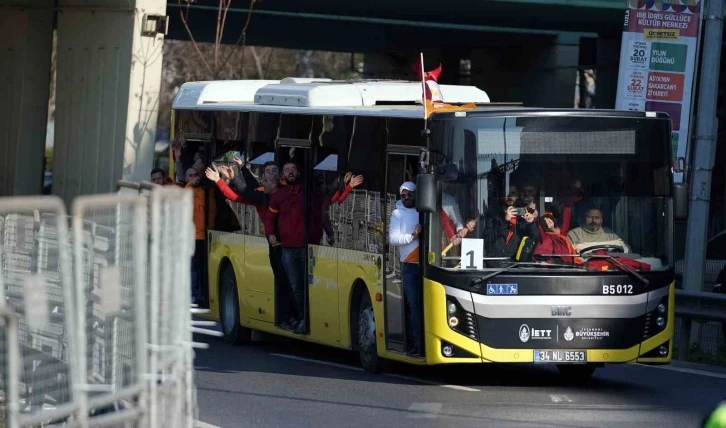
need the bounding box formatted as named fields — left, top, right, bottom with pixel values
left=460, top=238, right=484, bottom=270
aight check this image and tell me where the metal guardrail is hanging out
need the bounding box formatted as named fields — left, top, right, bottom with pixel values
left=675, top=289, right=726, bottom=322
left=674, top=289, right=726, bottom=360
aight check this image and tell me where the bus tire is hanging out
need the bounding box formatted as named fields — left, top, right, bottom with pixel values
left=219, top=263, right=251, bottom=345
left=556, top=363, right=597, bottom=381
left=356, top=291, right=383, bottom=373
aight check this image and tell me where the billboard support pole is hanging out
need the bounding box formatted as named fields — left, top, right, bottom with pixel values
left=683, top=0, right=723, bottom=348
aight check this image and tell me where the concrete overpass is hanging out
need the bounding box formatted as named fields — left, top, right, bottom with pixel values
left=165, top=0, right=624, bottom=52
left=0, top=0, right=721, bottom=203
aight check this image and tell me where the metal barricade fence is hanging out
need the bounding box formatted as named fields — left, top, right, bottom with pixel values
left=147, top=185, right=196, bottom=428
left=0, top=184, right=214, bottom=427
left=0, top=305, right=23, bottom=428
left=115, top=180, right=219, bottom=428
left=0, top=196, right=80, bottom=427
left=71, top=193, right=149, bottom=426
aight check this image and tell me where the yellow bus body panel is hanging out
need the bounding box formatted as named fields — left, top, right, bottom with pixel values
left=242, top=236, right=275, bottom=324
left=307, top=245, right=341, bottom=344
left=636, top=282, right=675, bottom=364
left=423, top=279, right=484, bottom=364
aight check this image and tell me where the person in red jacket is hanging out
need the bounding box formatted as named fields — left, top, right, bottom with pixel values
left=533, top=192, right=582, bottom=264
left=330, top=172, right=364, bottom=203
left=534, top=212, right=583, bottom=265
left=264, top=161, right=307, bottom=334
left=205, top=163, right=300, bottom=331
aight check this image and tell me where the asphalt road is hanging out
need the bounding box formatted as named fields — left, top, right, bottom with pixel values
left=193, top=328, right=726, bottom=428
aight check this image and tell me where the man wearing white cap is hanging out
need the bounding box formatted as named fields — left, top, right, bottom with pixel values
left=389, top=181, right=423, bottom=355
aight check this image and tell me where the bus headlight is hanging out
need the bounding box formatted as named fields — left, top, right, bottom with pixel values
left=656, top=317, right=665, bottom=327
left=446, top=296, right=479, bottom=341
left=659, top=345, right=668, bottom=356
left=657, top=303, right=666, bottom=313
left=447, top=302, right=457, bottom=314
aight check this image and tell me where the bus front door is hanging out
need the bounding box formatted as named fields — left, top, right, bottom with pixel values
left=384, top=146, right=423, bottom=357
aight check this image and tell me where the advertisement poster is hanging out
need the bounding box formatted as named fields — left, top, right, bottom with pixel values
left=615, top=0, right=702, bottom=183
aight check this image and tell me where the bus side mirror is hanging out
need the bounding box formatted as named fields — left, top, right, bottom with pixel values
left=671, top=157, right=688, bottom=220
left=435, top=164, right=459, bottom=182
left=673, top=182, right=689, bottom=220
left=416, top=173, right=437, bottom=213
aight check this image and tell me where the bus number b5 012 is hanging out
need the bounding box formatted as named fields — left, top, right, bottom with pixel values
left=603, top=284, right=633, bottom=295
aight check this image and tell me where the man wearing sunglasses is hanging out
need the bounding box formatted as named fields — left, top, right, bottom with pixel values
left=389, top=181, right=423, bottom=355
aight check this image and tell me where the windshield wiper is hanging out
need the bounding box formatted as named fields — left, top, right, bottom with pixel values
left=583, top=254, right=650, bottom=285
left=471, top=262, right=524, bottom=288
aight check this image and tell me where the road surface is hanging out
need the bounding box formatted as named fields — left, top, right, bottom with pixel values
left=193, top=329, right=726, bottom=428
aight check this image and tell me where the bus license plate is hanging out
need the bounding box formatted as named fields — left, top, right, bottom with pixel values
left=533, top=350, right=587, bottom=363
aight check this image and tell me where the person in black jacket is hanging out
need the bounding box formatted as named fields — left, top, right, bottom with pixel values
left=483, top=185, right=538, bottom=267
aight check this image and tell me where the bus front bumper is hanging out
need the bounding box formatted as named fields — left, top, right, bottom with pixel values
left=424, top=280, right=675, bottom=365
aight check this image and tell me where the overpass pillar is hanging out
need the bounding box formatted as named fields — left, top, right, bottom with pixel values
left=0, top=0, right=54, bottom=196
left=53, top=0, right=165, bottom=205
left=471, top=35, right=580, bottom=108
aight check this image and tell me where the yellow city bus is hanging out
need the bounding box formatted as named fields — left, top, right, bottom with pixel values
left=170, top=78, right=676, bottom=378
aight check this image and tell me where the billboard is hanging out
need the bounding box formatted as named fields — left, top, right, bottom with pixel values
left=615, top=0, right=702, bottom=182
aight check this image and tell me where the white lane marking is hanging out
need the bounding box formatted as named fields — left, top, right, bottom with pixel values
left=408, top=402, right=442, bottom=419
left=196, top=422, right=223, bottom=428
left=441, top=384, right=481, bottom=392
left=549, top=394, right=573, bottom=403
left=384, top=373, right=481, bottom=392
left=633, top=363, right=726, bottom=380
left=270, top=353, right=364, bottom=372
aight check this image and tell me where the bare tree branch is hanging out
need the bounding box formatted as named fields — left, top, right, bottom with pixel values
left=250, top=46, right=264, bottom=79
left=218, top=0, right=256, bottom=77
left=218, top=0, right=232, bottom=51
left=214, top=0, right=234, bottom=76
left=264, top=48, right=275, bottom=77
left=177, top=0, right=213, bottom=75
left=214, top=0, right=222, bottom=73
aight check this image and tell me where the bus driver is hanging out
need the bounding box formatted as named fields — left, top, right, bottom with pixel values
left=567, top=207, right=630, bottom=253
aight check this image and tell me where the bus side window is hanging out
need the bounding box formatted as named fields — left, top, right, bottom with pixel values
left=311, top=116, right=341, bottom=248
left=209, top=131, right=245, bottom=233
left=337, top=116, right=385, bottom=253
left=245, top=138, right=276, bottom=237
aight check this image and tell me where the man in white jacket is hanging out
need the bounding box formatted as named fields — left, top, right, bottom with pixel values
left=389, top=181, right=423, bottom=355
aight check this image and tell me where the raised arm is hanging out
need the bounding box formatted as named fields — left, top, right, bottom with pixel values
left=332, top=174, right=363, bottom=204
left=215, top=179, right=254, bottom=204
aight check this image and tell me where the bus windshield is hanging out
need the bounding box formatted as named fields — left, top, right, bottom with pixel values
left=429, top=114, right=673, bottom=272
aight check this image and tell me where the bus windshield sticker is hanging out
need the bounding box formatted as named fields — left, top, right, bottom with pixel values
left=460, top=238, right=484, bottom=270
left=486, top=284, right=518, bottom=295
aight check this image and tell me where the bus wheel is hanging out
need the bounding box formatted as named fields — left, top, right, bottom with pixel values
left=556, top=363, right=597, bottom=381
left=357, top=292, right=383, bottom=373
left=220, top=264, right=251, bottom=345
